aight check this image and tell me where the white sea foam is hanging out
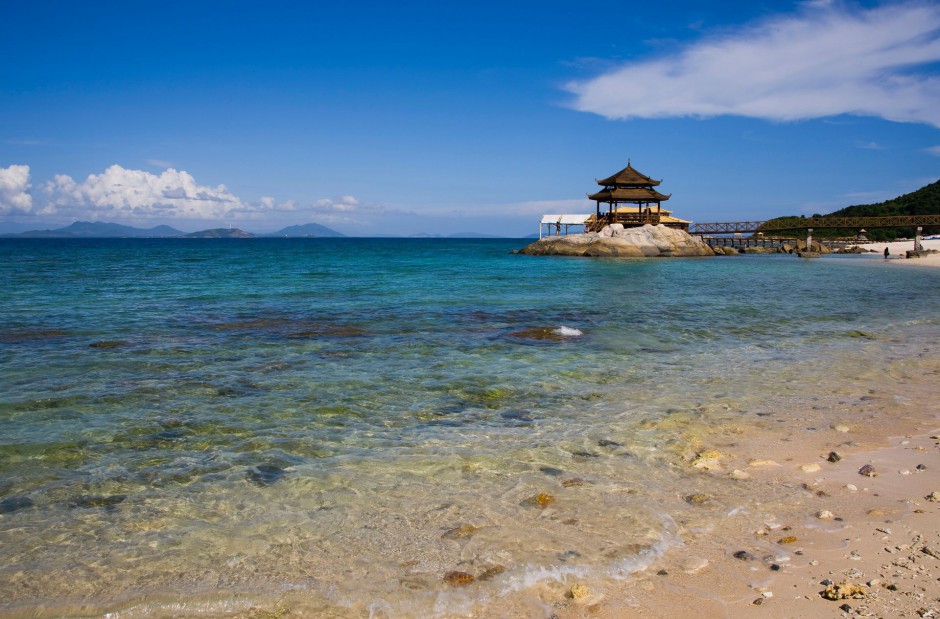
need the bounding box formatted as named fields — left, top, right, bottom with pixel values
left=553, top=326, right=583, bottom=337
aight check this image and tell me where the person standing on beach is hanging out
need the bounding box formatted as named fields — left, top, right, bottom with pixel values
left=884, top=247, right=890, bottom=259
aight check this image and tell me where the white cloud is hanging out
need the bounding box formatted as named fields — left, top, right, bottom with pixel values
left=454, top=198, right=593, bottom=218
left=42, top=165, right=248, bottom=221
left=306, top=195, right=412, bottom=224
left=855, top=141, right=884, bottom=150
left=0, top=164, right=34, bottom=214
left=568, top=2, right=940, bottom=127
left=315, top=195, right=360, bottom=212
left=926, top=145, right=940, bottom=156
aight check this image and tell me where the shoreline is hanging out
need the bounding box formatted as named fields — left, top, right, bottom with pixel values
left=541, top=388, right=940, bottom=619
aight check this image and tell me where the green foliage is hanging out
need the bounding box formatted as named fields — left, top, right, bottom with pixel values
left=760, top=179, right=940, bottom=239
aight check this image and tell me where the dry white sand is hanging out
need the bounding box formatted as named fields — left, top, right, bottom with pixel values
left=853, top=238, right=940, bottom=268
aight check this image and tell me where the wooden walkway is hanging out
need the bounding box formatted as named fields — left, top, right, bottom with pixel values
left=690, top=214, right=940, bottom=235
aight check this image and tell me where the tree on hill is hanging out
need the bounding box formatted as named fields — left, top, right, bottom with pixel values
left=759, top=179, right=940, bottom=241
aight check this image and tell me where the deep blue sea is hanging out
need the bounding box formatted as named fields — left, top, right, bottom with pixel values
left=1, top=238, right=939, bottom=617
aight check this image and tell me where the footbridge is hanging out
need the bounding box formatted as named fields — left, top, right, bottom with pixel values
left=689, top=214, right=940, bottom=235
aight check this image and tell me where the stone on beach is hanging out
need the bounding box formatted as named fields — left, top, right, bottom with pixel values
left=821, top=581, right=868, bottom=600
left=858, top=464, right=877, bottom=477
left=517, top=224, right=715, bottom=257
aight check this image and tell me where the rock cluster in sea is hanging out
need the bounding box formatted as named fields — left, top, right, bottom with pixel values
left=713, top=239, right=833, bottom=256
left=517, top=224, right=715, bottom=257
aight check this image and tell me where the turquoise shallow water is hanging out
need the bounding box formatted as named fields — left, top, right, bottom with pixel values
left=1, top=238, right=939, bottom=617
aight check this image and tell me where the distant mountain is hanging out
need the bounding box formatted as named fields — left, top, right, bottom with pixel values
left=268, top=223, right=345, bottom=237
left=182, top=228, right=254, bottom=238
left=3, top=220, right=184, bottom=238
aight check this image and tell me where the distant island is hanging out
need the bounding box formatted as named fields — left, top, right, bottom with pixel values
left=0, top=220, right=346, bottom=239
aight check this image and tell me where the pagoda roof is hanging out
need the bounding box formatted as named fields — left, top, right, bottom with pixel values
left=588, top=187, right=671, bottom=202
left=596, top=162, right=661, bottom=187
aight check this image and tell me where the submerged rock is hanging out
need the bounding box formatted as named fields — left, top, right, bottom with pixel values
left=89, top=340, right=130, bottom=349
left=69, top=495, right=126, bottom=509
left=521, top=492, right=556, bottom=508
left=518, top=225, right=715, bottom=258
left=443, top=571, right=475, bottom=586
left=685, top=493, right=711, bottom=506
left=246, top=464, right=287, bottom=486
left=691, top=450, right=723, bottom=470
left=441, top=524, right=477, bottom=540
left=477, top=565, right=505, bottom=581
left=0, top=496, right=34, bottom=514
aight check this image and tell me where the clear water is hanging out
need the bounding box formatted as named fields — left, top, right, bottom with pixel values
left=1, top=238, right=939, bottom=617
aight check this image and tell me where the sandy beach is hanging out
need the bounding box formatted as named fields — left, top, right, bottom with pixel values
left=531, top=383, right=940, bottom=619
left=853, top=238, right=940, bottom=268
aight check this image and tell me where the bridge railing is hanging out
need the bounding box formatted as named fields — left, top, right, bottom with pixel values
left=690, top=214, right=940, bottom=235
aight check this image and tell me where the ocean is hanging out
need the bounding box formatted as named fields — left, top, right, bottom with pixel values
left=1, top=238, right=939, bottom=617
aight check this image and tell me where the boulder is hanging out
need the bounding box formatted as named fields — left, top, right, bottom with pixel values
left=518, top=225, right=715, bottom=258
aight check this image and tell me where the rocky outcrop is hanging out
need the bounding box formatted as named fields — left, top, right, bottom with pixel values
left=518, top=224, right=715, bottom=257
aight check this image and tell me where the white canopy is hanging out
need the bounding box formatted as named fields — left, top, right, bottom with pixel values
left=540, top=214, right=590, bottom=225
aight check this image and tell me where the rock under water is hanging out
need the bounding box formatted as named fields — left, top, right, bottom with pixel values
left=517, top=224, right=715, bottom=257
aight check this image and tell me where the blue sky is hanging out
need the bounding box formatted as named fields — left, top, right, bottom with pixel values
left=1, top=0, right=938, bottom=236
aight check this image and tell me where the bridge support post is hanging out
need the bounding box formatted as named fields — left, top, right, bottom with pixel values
left=915, top=226, right=923, bottom=252
left=806, top=228, right=813, bottom=251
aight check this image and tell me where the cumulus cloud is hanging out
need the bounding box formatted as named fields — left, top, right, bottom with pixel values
left=567, top=2, right=940, bottom=127
left=0, top=164, right=34, bottom=214
left=42, top=165, right=248, bottom=221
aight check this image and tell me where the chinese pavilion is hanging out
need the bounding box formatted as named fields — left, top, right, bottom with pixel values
left=585, top=162, right=690, bottom=232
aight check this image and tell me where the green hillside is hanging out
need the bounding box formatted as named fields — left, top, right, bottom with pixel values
left=761, top=179, right=940, bottom=241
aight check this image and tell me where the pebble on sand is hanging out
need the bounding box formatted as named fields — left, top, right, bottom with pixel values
left=858, top=464, right=877, bottom=477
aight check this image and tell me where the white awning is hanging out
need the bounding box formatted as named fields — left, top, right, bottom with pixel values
left=540, top=214, right=590, bottom=225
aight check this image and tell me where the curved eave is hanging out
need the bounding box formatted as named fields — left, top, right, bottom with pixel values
left=588, top=190, right=671, bottom=202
